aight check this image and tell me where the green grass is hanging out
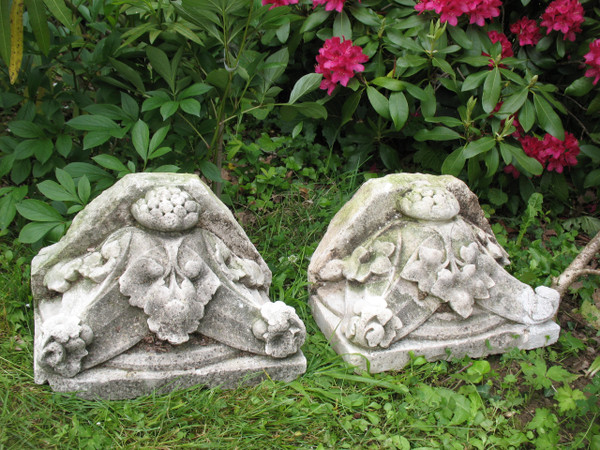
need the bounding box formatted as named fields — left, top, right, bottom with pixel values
left=1, top=172, right=599, bottom=449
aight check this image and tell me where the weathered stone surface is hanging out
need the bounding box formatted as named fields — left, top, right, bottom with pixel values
left=33, top=173, right=306, bottom=398
left=308, top=173, right=560, bottom=372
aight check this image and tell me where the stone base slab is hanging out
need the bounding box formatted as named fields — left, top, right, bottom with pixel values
left=42, top=350, right=307, bottom=400
left=311, top=297, right=560, bottom=373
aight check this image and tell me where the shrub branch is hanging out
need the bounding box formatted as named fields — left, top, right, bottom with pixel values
left=552, top=230, right=600, bottom=298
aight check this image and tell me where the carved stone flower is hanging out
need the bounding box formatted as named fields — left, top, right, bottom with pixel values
left=39, top=315, right=93, bottom=378
left=119, top=241, right=220, bottom=345
left=343, top=297, right=402, bottom=348
left=252, top=301, right=306, bottom=358
left=343, top=241, right=396, bottom=283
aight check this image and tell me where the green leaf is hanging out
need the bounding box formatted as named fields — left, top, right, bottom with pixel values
left=169, top=22, right=203, bottom=45
left=458, top=55, right=493, bottom=67
left=292, top=102, right=327, bottom=119
left=67, top=115, right=121, bottom=132
left=180, top=98, right=201, bottom=116
left=348, top=5, right=381, bottom=27
left=584, top=169, right=600, bottom=188
left=565, top=77, right=594, bottom=97
left=554, top=385, right=586, bottom=413
left=14, top=140, right=35, bottom=160
left=77, top=175, right=91, bottom=204
left=262, top=47, right=288, bottom=88
left=533, top=94, right=564, bottom=139
left=132, top=119, right=149, bottom=161
left=55, top=167, right=75, bottom=194
left=389, top=92, right=409, bottom=131
left=463, top=137, right=496, bottom=158
left=31, top=138, right=53, bottom=164
left=421, top=84, right=436, bottom=118
left=9, top=120, right=44, bottom=138
left=333, top=10, right=352, bottom=40
left=519, top=99, right=535, bottom=132
left=83, top=131, right=113, bottom=150
left=147, top=46, right=175, bottom=92
left=546, top=365, right=578, bottom=383
left=432, top=57, right=455, bottom=78
left=17, top=199, right=64, bottom=222
left=385, top=31, right=424, bottom=54
left=37, top=180, right=75, bottom=202
left=461, top=71, right=488, bottom=91
left=24, top=0, right=50, bottom=55
left=414, top=127, right=461, bottom=141
left=289, top=73, right=323, bottom=104
left=142, top=93, right=170, bottom=112
left=160, top=101, right=180, bottom=120
left=300, top=9, right=330, bottom=33
left=0, top=0, right=10, bottom=65
left=149, top=126, right=170, bottom=153
left=92, top=154, right=130, bottom=173
left=484, top=146, right=499, bottom=176
left=448, top=26, right=472, bottom=50
left=498, top=88, right=528, bottom=115
left=441, top=147, right=466, bottom=176
left=395, top=55, right=428, bottom=67
left=488, top=188, right=508, bottom=206
left=0, top=186, right=27, bottom=230
left=179, top=83, right=213, bottom=99
left=199, top=160, right=224, bottom=182
left=379, top=143, right=400, bottom=170
left=148, top=147, right=171, bottom=160
left=63, top=162, right=113, bottom=183
left=42, top=0, right=73, bottom=30
left=18, top=221, right=62, bottom=243
left=367, top=86, right=390, bottom=120
left=371, top=77, right=405, bottom=91
left=341, top=91, right=361, bottom=126
left=109, top=58, right=145, bottom=93
left=482, top=68, right=501, bottom=114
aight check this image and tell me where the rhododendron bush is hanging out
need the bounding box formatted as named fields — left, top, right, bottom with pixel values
left=274, top=0, right=600, bottom=210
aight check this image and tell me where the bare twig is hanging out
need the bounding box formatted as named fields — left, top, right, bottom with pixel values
left=552, top=230, right=600, bottom=298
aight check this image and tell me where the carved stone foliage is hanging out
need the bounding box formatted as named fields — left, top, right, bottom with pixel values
left=308, top=173, right=561, bottom=372
left=33, top=174, right=306, bottom=399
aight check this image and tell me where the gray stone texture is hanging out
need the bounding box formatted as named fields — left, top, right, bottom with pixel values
left=308, top=173, right=560, bottom=373
left=33, top=173, right=306, bottom=398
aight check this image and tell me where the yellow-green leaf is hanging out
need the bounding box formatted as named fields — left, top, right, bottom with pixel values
left=9, top=0, right=25, bottom=84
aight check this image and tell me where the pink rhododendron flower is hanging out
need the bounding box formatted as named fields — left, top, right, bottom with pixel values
left=583, top=39, right=600, bottom=85
left=542, top=132, right=580, bottom=173
left=510, top=17, right=542, bottom=46
left=414, top=0, right=500, bottom=27
left=540, top=0, right=584, bottom=42
left=519, top=132, right=580, bottom=173
left=504, top=164, right=520, bottom=179
left=488, top=31, right=514, bottom=58
left=313, top=0, right=346, bottom=12
left=315, top=37, right=368, bottom=95
left=467, top=0, right=502, bottom=27
left=262, top=0, right=298, bottom=9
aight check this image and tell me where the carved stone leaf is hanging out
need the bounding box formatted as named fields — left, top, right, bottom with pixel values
left=401, top=242, right=446, bottom=292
